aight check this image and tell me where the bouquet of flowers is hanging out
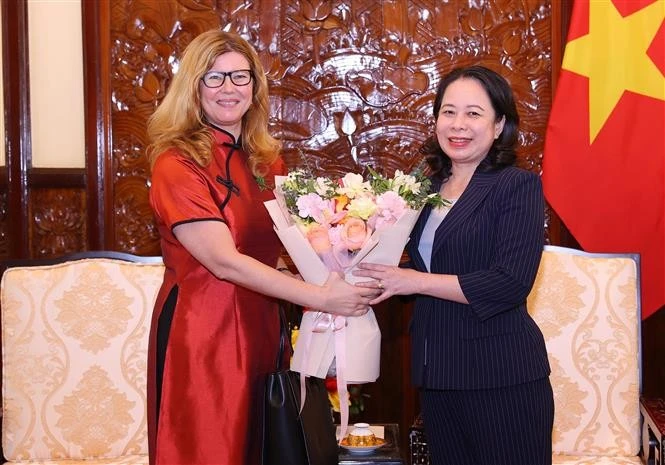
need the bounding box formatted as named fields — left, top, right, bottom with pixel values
left=265, top=167, right=446, bottom=440
left=279, top=167, right=445, bottom=273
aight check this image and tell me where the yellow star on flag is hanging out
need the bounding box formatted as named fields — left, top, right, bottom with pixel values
left=562, top=0, right=665, bottom=143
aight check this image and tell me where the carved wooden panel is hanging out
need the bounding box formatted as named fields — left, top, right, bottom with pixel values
left=109, top=0, right=552, bottom=254
left=30, top=188, right=86, bottom=257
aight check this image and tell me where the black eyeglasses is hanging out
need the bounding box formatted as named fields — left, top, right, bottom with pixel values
left=201, top=70, right=253, bottom=88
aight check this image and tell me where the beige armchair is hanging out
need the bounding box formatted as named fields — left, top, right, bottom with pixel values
left=1, top=252, right=164, bottom=465
left=409, top=245, right=643, bottom=465
left=528, top=246, right=641, bottom=464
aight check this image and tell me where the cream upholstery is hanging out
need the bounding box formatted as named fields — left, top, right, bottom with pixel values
left=1, top=255, right=164, bottom=465
left=528, top=246, right=641, bottom=465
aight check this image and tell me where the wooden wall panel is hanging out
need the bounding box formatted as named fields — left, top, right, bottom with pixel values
left=81, top=0, right=112, bottom=252
left=22, top=169, right=86, bottom=257
left=107, top=0, right=553, bottom=255
left=29, top=187, right=86, bottom=257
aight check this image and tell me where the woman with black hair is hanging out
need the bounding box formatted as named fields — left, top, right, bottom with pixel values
left=355, top=65, right=553, bottom=464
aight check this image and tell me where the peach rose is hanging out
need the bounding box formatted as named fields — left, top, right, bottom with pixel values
left=339, top=218, right=371, bottom=251
left=307, top=224, right=332, bottom=254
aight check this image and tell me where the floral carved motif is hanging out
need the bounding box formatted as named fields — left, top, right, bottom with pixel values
left=31, top=189, right=85, bottom=257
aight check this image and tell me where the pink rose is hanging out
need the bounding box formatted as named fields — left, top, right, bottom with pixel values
left=339, top=218, right=372, bottom=251
left=307, top=224, right=332, bottom=253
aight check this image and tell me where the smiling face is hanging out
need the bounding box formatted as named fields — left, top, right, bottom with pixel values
left=435, top=77, right=505, bottom=167
left=199, top=51, right=253, bottom=139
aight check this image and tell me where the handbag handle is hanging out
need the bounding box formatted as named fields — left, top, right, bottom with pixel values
left=274, top=304, right=290, bottom=371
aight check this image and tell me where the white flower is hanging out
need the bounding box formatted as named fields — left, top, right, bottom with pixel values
left=337, top=173, right=371, bottom=198
left=283, top=169, right=311, bottom=194
left=392, top=170, right=421, bottom=194
left=314, top=177, right=334, bottom=196
left=346, top=195, right=378, bottom=220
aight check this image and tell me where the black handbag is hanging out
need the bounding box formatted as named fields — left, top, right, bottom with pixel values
left=262, top=307, right=338, bottom=465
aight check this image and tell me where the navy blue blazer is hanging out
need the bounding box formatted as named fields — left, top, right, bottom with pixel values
left=406, top=165, right=550, bottom=390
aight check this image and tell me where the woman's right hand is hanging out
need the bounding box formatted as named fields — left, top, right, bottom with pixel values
left=320, top=272, right=378, bottom=317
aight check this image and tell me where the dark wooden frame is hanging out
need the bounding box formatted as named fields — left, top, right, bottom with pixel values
left=2, top=0, right=88, bottom=259
left=1, top=249, right=163, bottom=272
left=81, top=0, right=112, bottom=250
left=2, top=0, right=31, bottom=259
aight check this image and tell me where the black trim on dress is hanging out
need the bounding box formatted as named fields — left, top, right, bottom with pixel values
left=156, top=284, right=179, bottom=431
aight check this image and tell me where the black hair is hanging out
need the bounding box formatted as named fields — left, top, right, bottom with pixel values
left=420, top=65, right=519, bottom=181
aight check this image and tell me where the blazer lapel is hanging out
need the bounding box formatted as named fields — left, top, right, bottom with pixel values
left=430, top=171, right=498, bottom=258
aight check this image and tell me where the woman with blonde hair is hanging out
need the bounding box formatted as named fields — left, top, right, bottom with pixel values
left=146, top=29, right=376, bottom=465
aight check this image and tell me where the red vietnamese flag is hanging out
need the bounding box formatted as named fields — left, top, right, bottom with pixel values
left=542, top=0, right=665, bottom=319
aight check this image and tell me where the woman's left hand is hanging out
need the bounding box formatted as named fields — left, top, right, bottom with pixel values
left=353, top=263, right=419, bottom=305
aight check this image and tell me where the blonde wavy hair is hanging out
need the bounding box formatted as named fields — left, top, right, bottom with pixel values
left=146, top=30, right=281, bottom=177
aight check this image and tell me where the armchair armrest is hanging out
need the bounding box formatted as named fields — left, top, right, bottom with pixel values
left=641, top=397, right=665, bottom=465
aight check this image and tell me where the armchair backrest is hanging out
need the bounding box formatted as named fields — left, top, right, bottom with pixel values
left=1, top=253, right=164, bottom=463
left=527, top=245, right=640, bottom=458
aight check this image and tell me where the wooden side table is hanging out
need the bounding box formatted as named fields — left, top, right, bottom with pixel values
left=641, top=397, right=665, bottom=465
